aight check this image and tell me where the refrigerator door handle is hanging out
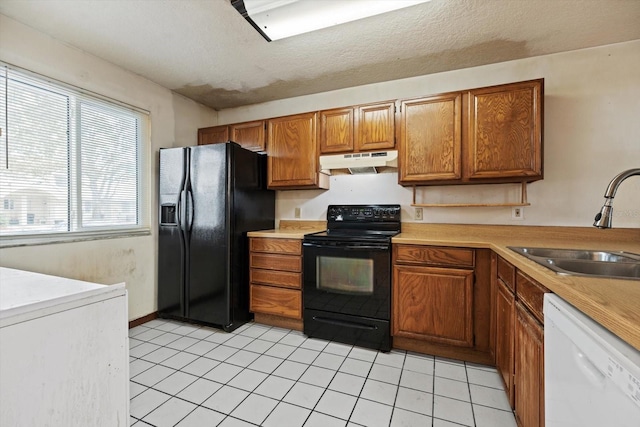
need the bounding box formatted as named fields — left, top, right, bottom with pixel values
left=187, top=190, right=195, bottom=232
left=176, top=190, right=183, bottom=228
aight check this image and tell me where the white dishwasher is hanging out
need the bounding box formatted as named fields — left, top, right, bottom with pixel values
left=544, top=293, right=640, bottom=427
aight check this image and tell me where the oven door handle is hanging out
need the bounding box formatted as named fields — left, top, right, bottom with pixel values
left=312, top=316, right=379, bottom=331
left=303, top=242, right=390, bottom=251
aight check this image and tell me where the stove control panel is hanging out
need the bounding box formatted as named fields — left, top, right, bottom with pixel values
left=327, top=204, right=401, bottom=222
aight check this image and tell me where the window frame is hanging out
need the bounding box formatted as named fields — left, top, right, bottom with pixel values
left=0, top=63, right=151, bottom=248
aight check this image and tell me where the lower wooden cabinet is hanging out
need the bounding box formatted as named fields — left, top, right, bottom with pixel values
left=495, top=277, right=515, bottom=407
left=515, top=301, right=545, bottom=427
left=393, top=265, right=474, bottom=347
left=392, top=244, right=493, bottom=364
left=494, top=255, right=548, bottom=427
left=249, top=237, right=303, bottom=330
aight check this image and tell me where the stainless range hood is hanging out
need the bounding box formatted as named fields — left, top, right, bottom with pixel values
left=319, top=150, right=398, bottom=174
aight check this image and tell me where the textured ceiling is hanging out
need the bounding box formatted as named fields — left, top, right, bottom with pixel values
left=1, top=0, right=639, bottom=110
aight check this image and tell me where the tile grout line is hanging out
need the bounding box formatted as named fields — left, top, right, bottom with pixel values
left=130, top=320, right=515, bottom=426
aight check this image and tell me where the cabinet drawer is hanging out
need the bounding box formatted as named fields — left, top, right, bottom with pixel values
left=516, top=271, right=549, bottom=324
left=497, top=256, right=516, bottom=292
left=250, top=253, right=301, bottom=272
left=250, top=238, right=301, bottom=255
left=394, top=245, right=474, bottom=267
left=250, top=284, right=302, bottom=319
left=250, top=268, right=301, bottom=289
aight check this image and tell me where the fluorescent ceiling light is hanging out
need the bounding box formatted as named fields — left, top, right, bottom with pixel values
left=232, top=0, right=431, bottom=42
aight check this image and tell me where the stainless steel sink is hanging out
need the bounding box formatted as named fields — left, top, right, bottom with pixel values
left=546, top=258, right=640, bottom=279
left=509, top=247, right=640, bottom=263
left=508, top=246, right=640, bottom=280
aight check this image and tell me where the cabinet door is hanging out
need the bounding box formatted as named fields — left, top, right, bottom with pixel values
left=267, top=112, right=325, bottom=189
left=355, top=102, right=395, bottom=151
left=467, top=79, right=543, bottom=181
left=515, top=302, right=544, bottom=427
left=319, top=107, right=354, bottom=154
left=230, top=120, right=266, bottom=152
left=495, top=278, right=515, bottom=409
left=398, top=93, right=462, bottom=183
left=393, top=265, right=474, bottom=347
left=198, top=125, right=229, bottom=145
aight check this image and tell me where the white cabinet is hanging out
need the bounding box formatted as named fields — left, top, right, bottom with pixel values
left=0, top=268, right=129, bottom=426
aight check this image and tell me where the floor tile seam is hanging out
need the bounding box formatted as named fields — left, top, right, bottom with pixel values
left=141, top=396, right=201, bottom=427
left=466, top=371, right=478, bottom=427
left=131, top=386, right=180, bottom=420
left=432, top=415, right=472, bottom=426
left=433, top=372, right=503, bottom=390
left=387, top=364, right=406, bottom=426
left=430, top=379, right=436, bottom=427
left=148, top=372, right=204, bottom=398
left=471, top=401, right=515, bottom=413
left=130, top=362, right=176, bottom=384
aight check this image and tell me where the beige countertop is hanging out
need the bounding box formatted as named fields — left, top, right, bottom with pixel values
left=248, top=221, right=640, bottom=351
left=247, top=220, right=326, bottom=239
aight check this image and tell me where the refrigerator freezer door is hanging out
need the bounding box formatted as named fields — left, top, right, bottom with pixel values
left=158, top=147, right=188, bottom=317
left=188, top=144, right=231, bottom=326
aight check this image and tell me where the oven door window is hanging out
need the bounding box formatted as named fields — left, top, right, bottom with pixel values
left=316, top=256, right=374, bottom=295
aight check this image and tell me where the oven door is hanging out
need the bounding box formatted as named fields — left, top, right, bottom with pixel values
left=302, top=239, right=392, bottom=351
left=303, top=240, right=391, bottom=319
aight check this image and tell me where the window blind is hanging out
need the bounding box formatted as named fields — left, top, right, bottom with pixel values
left=0, top=66, right=145, bottom=237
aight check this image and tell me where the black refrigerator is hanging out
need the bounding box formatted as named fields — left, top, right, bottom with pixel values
left=158, top=142, right=275, bottom=332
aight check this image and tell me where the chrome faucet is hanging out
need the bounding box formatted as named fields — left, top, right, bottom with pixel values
left=593, top=168, right=640, bottom=228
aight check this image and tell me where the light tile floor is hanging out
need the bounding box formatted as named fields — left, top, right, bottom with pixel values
left=129, top=319, right=516, bottom=427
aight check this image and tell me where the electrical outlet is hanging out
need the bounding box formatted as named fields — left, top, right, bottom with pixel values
left=415, top=207, right=423, bottom=221
left=512, top=207, right=524, bottom=220
left=294, top=207, right=301, bottom=218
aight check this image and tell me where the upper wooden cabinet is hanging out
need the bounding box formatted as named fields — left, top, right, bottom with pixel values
left=198, top=121, right=266, bottom=152
left=399, top=93, right=462, bottom=182
left=355, top=102, right=396, bottom=151
left=398, top=79, right=543, bottom=186
left=230, top=120, right=266, bottom=152
left=319, top=107, right=354, bottom=154
left=467, top=80, right=543, bottom=180
left=319, top=101, right=396, bottom=154
left=198, top=125, right=228, bottom=146
left=267, top=112, right=329, bottom=189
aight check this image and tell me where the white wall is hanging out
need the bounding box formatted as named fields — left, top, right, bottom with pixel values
left=0, top=15, right=216, bottom=321
left=219, top=40, right=640, bottom=228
